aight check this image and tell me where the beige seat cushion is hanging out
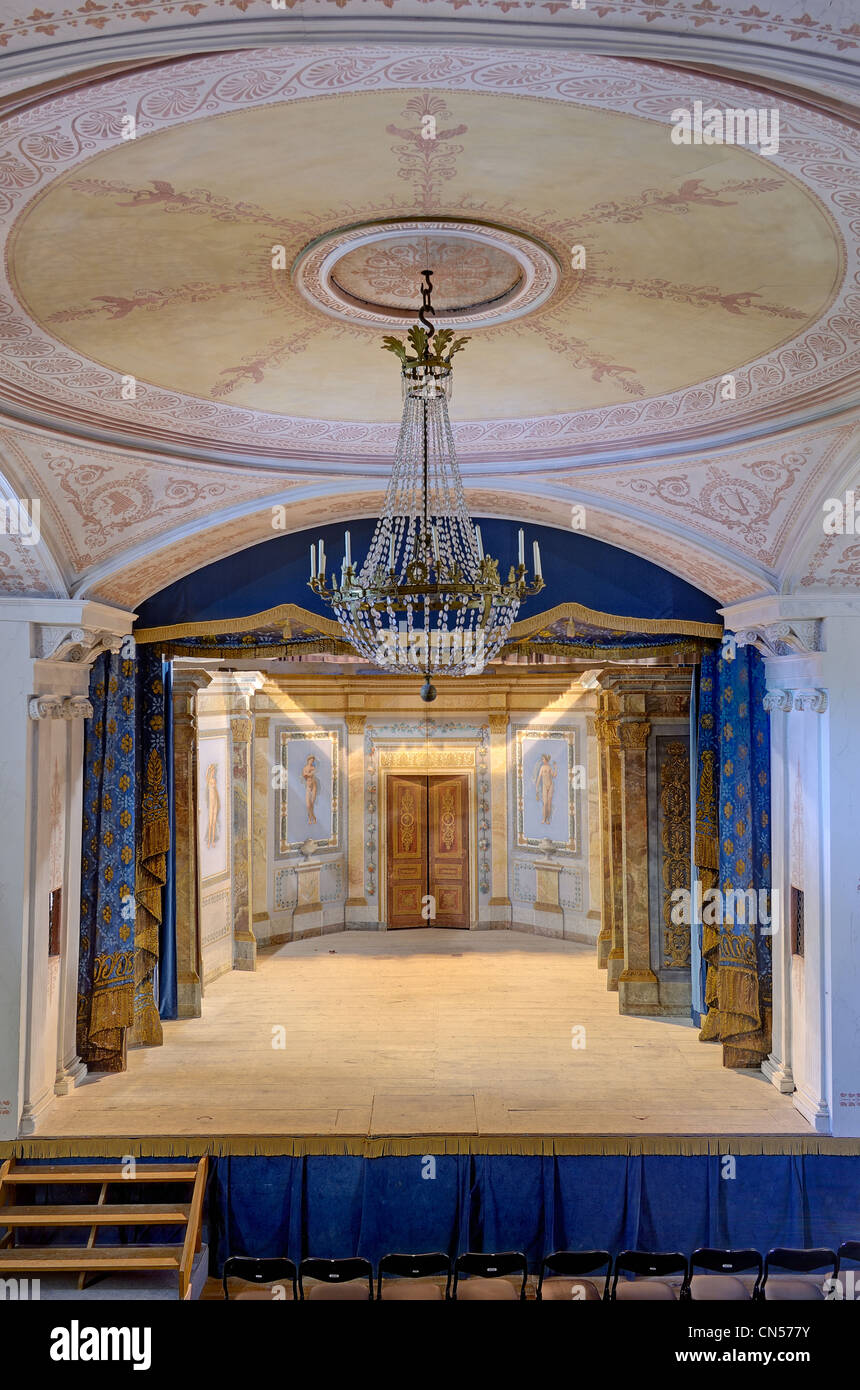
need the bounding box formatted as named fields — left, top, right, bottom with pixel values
left=764, top=1277, right=825, bottom=1301
left=689, top=1274, right=751, bottom=1301
left=380, top=1282, right=444, bottom=1301
left=615, top=1279, right=677, bottom=1300
left=232, top=1284, right=294, bottom=1301
left=307, top=1282, right=370, bottom=1300
left=457, top=1277, right=519, bottom=1300
left=540, top=1277, right=602, bottom=1302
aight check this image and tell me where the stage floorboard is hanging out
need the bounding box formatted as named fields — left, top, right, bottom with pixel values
left=34, top=931, right=809, bottom=1140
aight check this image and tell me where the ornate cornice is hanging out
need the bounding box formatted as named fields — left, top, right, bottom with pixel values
left=763, top=686, right=829, bottom=714
left=28, top=694, right=93, bottom=720
left=32, top=624, right=123, bottom=665
left=734, top=619, right=823, bottom=657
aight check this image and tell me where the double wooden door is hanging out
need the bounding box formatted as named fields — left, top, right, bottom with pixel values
left=386, top=774, right=470, bottom=928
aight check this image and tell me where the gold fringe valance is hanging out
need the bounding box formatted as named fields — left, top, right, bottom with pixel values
left=134, top=601, right=723, bottom=652
left=2, top=1134, right=857, bottom=1160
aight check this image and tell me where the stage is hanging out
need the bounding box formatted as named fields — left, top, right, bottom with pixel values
left=27, top=930, right=810, bottom=1146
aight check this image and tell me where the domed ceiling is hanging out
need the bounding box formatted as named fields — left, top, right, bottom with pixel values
left=2, top=48, right=855, bottom=466
left=0, top=32, right=857, bottom=610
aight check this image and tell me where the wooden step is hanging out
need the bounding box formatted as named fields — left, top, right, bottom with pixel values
left=4, top=1165, right=199, bottom=1184
left=1, top=1203, right=190, bottom=1227
left=0, top=1246, right=182, bottom=1272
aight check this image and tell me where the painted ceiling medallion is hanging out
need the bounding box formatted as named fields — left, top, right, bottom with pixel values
left=291, top=220, right=561, bottom=327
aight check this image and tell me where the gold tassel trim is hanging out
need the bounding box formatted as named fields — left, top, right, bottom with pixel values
left=2, top=1134, right=856, bottom=1160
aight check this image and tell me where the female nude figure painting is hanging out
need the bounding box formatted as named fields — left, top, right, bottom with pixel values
left=302, top=754, right=319, bottom=826
left=205, top=762, right=221, bottom=848
left=534, top=753, right=558, bottom=826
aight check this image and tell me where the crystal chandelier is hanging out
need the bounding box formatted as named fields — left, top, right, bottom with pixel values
left=309, top=269, right=545, bottom=702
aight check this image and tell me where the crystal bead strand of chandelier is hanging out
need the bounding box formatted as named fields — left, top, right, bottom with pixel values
left=432, top=385, right=481, bottom=579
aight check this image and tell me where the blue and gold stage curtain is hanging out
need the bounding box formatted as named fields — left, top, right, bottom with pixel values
left=694, top=649, right=721, bottom=1044
left=131, top=647, right=168, bottom=1048
left=158, top=659, right=178, bottom=1020
left=77, top=652, right=137, bottom=1072
left=696, top=646, right=771, bottom=1066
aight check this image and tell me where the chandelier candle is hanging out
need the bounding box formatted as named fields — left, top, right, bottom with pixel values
left=308, top=269, right=544, bottom=700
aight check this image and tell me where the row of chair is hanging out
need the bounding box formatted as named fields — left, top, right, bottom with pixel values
left=222, top=1242, right=860, bottom=1301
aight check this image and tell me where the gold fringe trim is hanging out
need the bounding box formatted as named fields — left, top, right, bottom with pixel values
left=509, top=603, right=723, bottom=643
left=134, top=603, right=344, bottom=646
left=502, top=639, right=707, bottom=662
left=2, top=1134, right=856, bottom=1160
left=134, top=601, right=723, bottom=649
left=694, top=833, right=719, bottom=873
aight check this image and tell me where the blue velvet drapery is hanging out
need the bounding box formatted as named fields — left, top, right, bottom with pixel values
left=208, top=1154, right=859, bottom=1270
left=695, top=647, right=772, bottom=1065
left=79, top=649, right=175, bottom=1067
left=78, top=652, right=137, bottom=1072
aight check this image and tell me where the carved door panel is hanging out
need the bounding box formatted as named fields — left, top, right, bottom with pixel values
left=428, top=774, right=470, bottom=927
left=385, top=774, right=470, bottom=928
left=386, top=775, right=428, bottom=929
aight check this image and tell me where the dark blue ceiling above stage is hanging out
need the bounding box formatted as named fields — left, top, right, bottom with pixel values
left=134, top=517, right=722, bottom=629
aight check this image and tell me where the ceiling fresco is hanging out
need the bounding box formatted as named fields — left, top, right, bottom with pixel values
left=0, top=23, right=856, bottom=613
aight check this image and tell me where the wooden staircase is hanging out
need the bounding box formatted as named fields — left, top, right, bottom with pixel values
left=0, top=1156, right=208, bottom=1299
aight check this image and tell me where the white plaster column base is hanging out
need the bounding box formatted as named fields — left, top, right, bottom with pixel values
left=793, top=1083, right=830, bottom=1133
left=54, top=1056, right=87, bottom=1096
left=762, top=1055, right=796, bottom=1094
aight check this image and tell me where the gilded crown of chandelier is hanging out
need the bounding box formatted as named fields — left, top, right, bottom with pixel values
left=308, top=268, right=545, bottom=699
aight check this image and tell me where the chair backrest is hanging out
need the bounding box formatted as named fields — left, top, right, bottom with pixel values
left=538, top=1250, right=611, bottom=1300
left=376, top=1252, right=452, bottom=1299
left=688, top=1248, right=763, bottom=1299
left=222, top=1256, right=297, bottom=1300
left=835, top=1241, right=860, bottom=1273
left=763, top=1247, right=837, bottom=1279
left=611, top=1251, right=689, bottom=1299
left=453, top=1251, right=528, bottom=1299
left=299, top=1257, right=374, bottom=1299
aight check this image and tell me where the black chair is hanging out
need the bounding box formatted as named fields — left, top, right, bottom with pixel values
left=537, top=1250, right=611, bottom=1302
left=452, top=1251, right=528, bottom=1301
left=761, top=1247, right=837, bottom=1301
left=611, top=1251, right=689, bottom=1301
left=376, top=1252, right=452, bottom=1301
left=686, top=1248, right=763, bottom=1301
left=221, top=1256, right=298, bottom=1301
left=833, top=1241, right=860, bottom=1300
left=299, top=1257, right=374, bottom=1301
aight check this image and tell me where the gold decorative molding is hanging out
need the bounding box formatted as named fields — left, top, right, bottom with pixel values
left=230, top=716, right=253, bottom=743
left=618, top=721, right=651, bottom=750
left=379, top=748, right=475, bottom=770
left=488, top=713, right=509, bottom=734
left=661, top=739, right=691, bottom=970
left=254, top=717, right=270, bottom=738
left=346, top=714, right=367, bottom=735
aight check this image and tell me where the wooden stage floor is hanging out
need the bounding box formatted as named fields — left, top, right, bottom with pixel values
left=34, top=930, right=810, bottom=1142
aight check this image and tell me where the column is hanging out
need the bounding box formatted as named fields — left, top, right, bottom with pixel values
left=725, top=603, right=844, bottom=1130
left=172, top=669, right=209, bottom=1018
left=0, top=599, right=131, bottom=1141
left=594, top=713, right=613, bottom=970
left=252, top=712, right=271, bottom=946
left=488, top=711, right=512, bottom=924
left=605, top=719, right=625, bottom=991
left=230, top=711, right=256, bottom=970
left=617, top=717, right=661, bottom=1015
left=585, top=713, right=603, bottom=945
left=344, top=712, right=369, bottom=925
